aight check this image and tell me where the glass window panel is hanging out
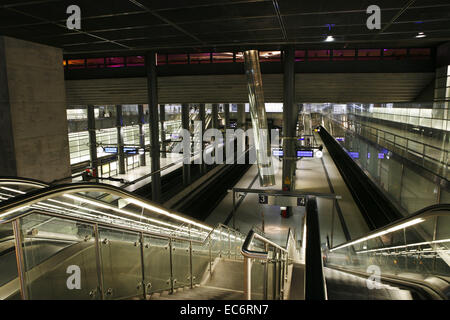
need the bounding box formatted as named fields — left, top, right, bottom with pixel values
left=67, top=59, right=85, bottom=69
left=357, top=49, right=381, bottom=60
left=213, top=52, right=233, bottom=63
left=259, top=51, right=281, bottom=62
left=332, top=49, right=355, bottom=61
left=409, top=48, right=431, bottom=59
left=157, top=53, right=167, bottom=65
left=86, top=58, right=105, bottom=68
left=126, top=56, right=144, bottom=67
left=307, top=50, right=330, bottom=61
left=105, top=57, right=125, bottom=68
left=189, top=52, right=210, bottom=64
left=295, top=50, right=306, bottom=62
left=171, top=240, right=190, bottom=288
left=383, top=49, right=407, bottom=59
left=168, top=54, right=188, bottom=64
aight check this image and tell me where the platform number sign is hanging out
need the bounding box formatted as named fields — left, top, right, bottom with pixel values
left=258, top=194, right=268, bottom=204
left=297, top=197, right=306, bottom=207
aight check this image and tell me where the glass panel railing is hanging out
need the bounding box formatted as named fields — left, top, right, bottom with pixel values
left=142, top=235, right=171, bottom=295
left=98, top=227, right=143, bottom=300
left=0, top=183, right=245, bottom=300
left=171, top=239, right=191, bottom=289
left=325, top=206, right=450, bottom=296
left=20, top=213, right=99, bottom=300
left=0, top=221, right=20, bottom=300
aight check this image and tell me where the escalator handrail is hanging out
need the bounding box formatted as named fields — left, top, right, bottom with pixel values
left=0, top=181, right=244, bottom=246
left=329, top=203, right=450, bottom=252
left=0, top=177, right=49, bottom=188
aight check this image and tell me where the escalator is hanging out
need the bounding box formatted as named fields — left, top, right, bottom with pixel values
left=0, top=179, right=448, bottom=300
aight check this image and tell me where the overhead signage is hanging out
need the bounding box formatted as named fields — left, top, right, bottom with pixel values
left=258, top=194, right=268, bottom=204
left=273, top=148, right=283, bottom=157
left=103, top=146, right=118, bottom=154
left=297, top=196, right=306, bottom=206
left=124, top=147, right=138, bottom=154
left=348, top=152, right=359, bottom=159
left=297, top=150, right=314, bottom=158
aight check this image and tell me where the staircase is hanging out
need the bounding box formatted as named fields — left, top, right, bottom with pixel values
left=150, top=259, right=244, bottom=300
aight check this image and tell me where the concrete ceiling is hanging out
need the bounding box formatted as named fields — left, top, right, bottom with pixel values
left=1, top=0, right=450, bottom=55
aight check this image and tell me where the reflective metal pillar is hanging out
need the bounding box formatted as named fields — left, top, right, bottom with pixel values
left=116, top=104, right=126, bottom=175
left=243, top=50, right=275, bottom=187
left=182, top=103, right=191, bottom=185
left=199, top=103, right=206, bottom=174
left=87, top=105, right=98, bottom=178
left=138, top=104, right=146, bottom=166
left=146, top=52, right=161, bottom=202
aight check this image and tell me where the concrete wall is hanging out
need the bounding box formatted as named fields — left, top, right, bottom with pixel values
left=0, top=36, right=71, bottom=182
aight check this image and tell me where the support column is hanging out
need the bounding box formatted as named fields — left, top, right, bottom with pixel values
left=237, top=103, right=246, bottom=130
left=182, top=103, right=191, bottom=185
left=116, top=105, right=126, bottom=175
left=138, top=104, right=146, bottom=166
left=160, top=104, right=166, bottom=158
left=146, top=52, right=161, bottom=202
left=211, top=103, right=219, bottom=129
left=224, top=103, right=230, bottom=129
left=243, top=50, right=275, bottom=187
left=282, top=46, right=298, bottom=193
left=0, top=36, right=71, bottom=182
left=87, top=105, right=99, bottom=177
left=199, top=103, right=207, bottom=174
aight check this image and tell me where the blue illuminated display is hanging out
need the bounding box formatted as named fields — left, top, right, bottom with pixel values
left=104, top=147, right=118, bottom=153
left=348, top=152, right=359, bottom=159
left=297, top=150, right=314, bottom=158
left=273, top=149, right=283, bottom=156
left=378, top=153, right=385, bottom=159
left=124, top=147, right=138, bottom=154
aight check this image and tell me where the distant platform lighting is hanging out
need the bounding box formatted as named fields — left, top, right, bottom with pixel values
left=415, top=32, right=426, bottom=38
left=325, top=35, right=335, bottom=42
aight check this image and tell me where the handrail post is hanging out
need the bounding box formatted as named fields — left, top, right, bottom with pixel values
left=169, top=238, right=174, bottom=294
left=244, top=256, right=252, bottom=300
left=12, top=219, right=27, bottom=300
left=189, top=240, right=193, bottom=289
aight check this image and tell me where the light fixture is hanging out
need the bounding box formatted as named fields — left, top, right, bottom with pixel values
left=415, top=32, right=426, bottom=38
left=325, top=35, right=335, bottom=42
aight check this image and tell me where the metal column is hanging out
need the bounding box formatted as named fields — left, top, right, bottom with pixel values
left=138, top=104, right=146, bottom=166
left=211, top=103, right=219, bottom=129
left=146, top=52, right=161, bottom=202
left=243, top=50, right=275, bottom=186
left=199, top=103, right=206, bottom=174
left=160, top=104, right=166, bottom=158
left=224, top=103, right=230, bottom=129
left=237, top=103, right=246, bottom=130
left=282, top=46, right=298, bottom=193
left=116, top=105, right=126, bottom=175
left=87, top=105, right=99, bottom=178
left=182, top=103, right=191, bottom=185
